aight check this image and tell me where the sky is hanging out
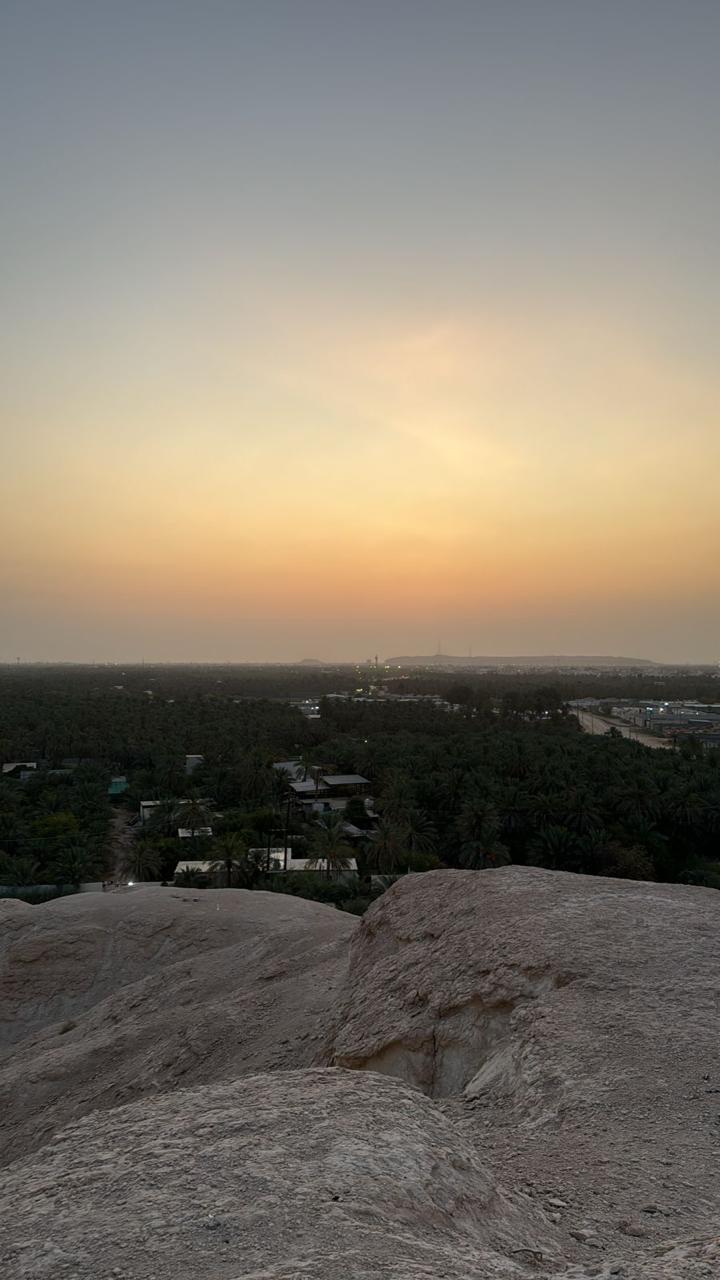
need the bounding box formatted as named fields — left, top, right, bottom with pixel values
left=1, top=0, right=719, bottom=663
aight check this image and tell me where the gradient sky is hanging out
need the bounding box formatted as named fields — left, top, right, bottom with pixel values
left=2, top=1, right=719, bottom=663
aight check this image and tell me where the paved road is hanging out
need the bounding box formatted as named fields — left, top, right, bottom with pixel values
left=573, top=709, right=672, bottom=750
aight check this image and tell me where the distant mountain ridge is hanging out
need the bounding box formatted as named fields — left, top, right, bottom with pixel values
left=386, top=653, right=659, bottom=669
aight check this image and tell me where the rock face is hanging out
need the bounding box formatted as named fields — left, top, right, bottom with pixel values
left=331, top=867, right=720, bottom=1111
left=1, top=869, right=719, bottom=1278
left=330, top=867, right=720, bottom=1265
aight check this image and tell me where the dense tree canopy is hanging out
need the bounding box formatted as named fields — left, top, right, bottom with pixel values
left=1, top=665, right=718, bottom=898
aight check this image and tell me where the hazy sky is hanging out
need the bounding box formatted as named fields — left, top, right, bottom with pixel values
left=2, top=1, right=719, bottom=662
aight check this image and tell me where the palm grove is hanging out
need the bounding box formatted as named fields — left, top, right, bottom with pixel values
left=1, top=665, right=719, bottom=904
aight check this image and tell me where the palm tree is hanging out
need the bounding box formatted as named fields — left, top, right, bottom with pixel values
left=457, top=794, right=505, bottom=867
left=174, top=795, right=213, bottom=835
left=298, top=751, right=318, bottom=782
left=306, top=812, right=353, bottom=879
left=499, top=787, right=531, bottom=837
left=379, top=771, right=415, bottom=824
left=405, top=809, right=437, bottom=858
left=0, top=808, right=19, bottom=846
left=122, top=843, right=163, bottom=881
left=152, top=758, right=185, bottom=796
left=0, top=852, right=42, bottom=886
left=208, top=833, right=253, bottom=888
left=607, top=782, right=659, bottom=827
left=527, top=824, right=580, bottom=872
left=701, top=798, right=720, bottom=835
left=146, top=800, right=180, bottom=838
left=574, top=827, right=613, bottom=874
left=457, top=800, right=509, bottom=870
left=365, top=817, right=409, bottom=874
left=36, top=788, right=67, bottom=814
left=51, top=846, right=96, bottom=888
left=562, top=791, right=602, bottom=834
left=236, top=753, right=274, bottom=808
left=457, top=791, right=500, bottom=845
left=667, top=791, right=705, bottom=832
left=621, top=815, right=668, bottom=861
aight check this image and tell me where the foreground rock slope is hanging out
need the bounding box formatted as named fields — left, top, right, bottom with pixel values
left=0, top=887, right=355, bottom=1165
left=1, top=868, right=719, bottom=1278
left=330, top=868, right=720, bottom=1265
left=0, top=1069, right=561, bottom=1279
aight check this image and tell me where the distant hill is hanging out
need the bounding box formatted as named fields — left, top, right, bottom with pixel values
left=385, top=654, right=659, bottom=669
left=298, top=658, right=324, bottom=665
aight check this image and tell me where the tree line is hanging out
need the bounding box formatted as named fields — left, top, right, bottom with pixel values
left=1, top=666, right=718, bottom=901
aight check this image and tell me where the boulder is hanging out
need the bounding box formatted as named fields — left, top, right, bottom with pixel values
left=329, top=867, right=720, bottom=1251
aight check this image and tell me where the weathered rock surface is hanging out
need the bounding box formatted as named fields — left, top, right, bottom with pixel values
left=0, top=886, right=355, bottom=1050
left=330, top=867, right=720, bottom=1264
left=0, top=887, right=355, bottom=1165
left=1, top=868, right=719, bottom=1278
left=0, top=1069, right=560, bottom=1280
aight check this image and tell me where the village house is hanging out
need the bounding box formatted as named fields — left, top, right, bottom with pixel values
left=288, top=773, right=371, bottom=818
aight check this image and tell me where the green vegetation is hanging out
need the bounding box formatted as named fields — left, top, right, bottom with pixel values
left=0, top=760, right=111, bottom=890
left=306, top=812, right=354, bottom=878
left=1, top=665, right=718, bottom=903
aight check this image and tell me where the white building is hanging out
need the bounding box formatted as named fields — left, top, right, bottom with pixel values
left=249, top=846, right=293, bottom=870
left=2, top=761, right=37, bottom=777
left=288, top=773, right=372, bottom=818
left=139, top=800, right=163, bottom=823
left=260, top=847, right=358, bottom=875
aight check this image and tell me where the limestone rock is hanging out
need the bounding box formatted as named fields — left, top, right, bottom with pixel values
left=328, top=867, right=720, bottom=1250
left=2, top=867, right=719, bottom=1278
left=0, top=1068, right=558, bottom=1280
left=0, top=886, right=355, bottom=1051
left=0, top=887, right=355, bottom=1166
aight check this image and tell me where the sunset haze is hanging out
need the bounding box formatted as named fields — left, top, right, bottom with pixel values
left=2, top=1, right=719, bottom=662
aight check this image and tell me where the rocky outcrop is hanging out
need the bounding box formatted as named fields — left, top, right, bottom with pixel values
left=330, top=867, right=719, bottom=1106
left=329, top=867, right=720, bottom=1260
left=1, top=868, right=719, bottom=1278
left=0, top=886, right=355, bottom=1051
left=0, top=1068, right=561, bottom=1280
left=0, top=887, right=355, bottom=1166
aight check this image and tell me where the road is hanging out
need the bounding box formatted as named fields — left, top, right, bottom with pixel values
left=573, top=709, right=672, bottom=750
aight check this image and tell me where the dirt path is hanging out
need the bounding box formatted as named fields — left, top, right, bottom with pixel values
left=107, top=808, right=137, bottom=881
